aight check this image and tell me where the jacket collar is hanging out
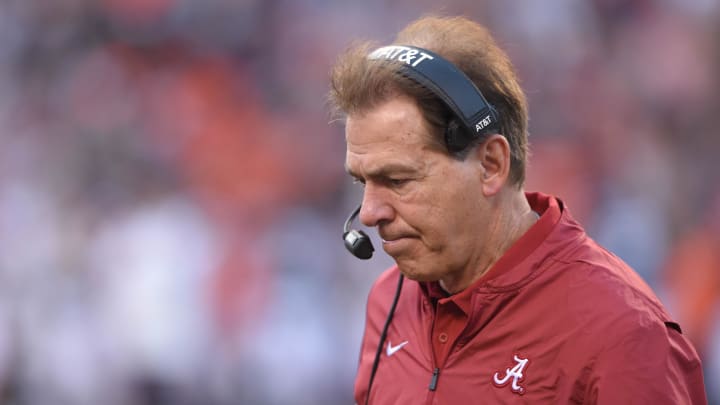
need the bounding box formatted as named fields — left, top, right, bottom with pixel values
left=421, top=192, right=564, bottom=315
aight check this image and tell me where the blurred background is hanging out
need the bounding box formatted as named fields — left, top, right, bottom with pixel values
left=0, top=0, right=718, bottom=403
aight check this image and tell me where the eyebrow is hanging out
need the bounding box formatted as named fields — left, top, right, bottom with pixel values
left=345, top=162, right=420, bottom=181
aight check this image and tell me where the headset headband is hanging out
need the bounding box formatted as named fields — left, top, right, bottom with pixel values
left=368, top=45, right=500, bottom=137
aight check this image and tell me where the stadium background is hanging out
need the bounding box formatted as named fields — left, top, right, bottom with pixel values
left=0, top=0, right=718, bottom=403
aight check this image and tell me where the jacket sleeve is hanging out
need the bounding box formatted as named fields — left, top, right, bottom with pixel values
left=585, top=320, right=707, bottom=404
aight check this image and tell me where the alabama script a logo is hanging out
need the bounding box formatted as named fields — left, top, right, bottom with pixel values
left=492, top=354, right=529, bottom=395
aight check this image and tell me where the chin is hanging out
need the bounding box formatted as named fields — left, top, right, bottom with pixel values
left=396, top=261, right=441, bottom=283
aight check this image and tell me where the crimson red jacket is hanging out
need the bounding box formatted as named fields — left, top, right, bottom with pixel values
left=354, top=192, right=707, bottom=404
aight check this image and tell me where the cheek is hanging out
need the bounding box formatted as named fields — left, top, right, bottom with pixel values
left=416, top=206, right=461, bottom=250
left=405, top=166, right=481, bottom=244
left=425, top=186, right=482, bottom=245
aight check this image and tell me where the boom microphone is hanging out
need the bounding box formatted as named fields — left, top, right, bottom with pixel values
left=343, top=205, right=374, bottom=259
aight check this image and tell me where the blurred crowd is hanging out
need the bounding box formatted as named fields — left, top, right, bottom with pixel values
left=0, top=0, right=718, bottom=404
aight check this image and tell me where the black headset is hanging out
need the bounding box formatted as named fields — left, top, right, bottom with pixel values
left=342, top=45, right=500, bottom=404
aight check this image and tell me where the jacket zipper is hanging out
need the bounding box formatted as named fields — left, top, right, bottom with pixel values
left=429, top=367, right=440, bottom=391
left=426, top=300, right=441, bottom=404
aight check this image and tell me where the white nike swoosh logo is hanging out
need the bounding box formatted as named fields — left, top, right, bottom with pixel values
left=386, top=340, right=409, bottom=357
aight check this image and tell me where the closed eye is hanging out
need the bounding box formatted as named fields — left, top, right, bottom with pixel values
left=388, top=178, right=409, bottom=187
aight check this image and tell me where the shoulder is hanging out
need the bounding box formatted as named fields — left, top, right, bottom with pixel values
left=577, top=278, right=707, bottom=402
left=543, top=244, right=706, bottom=401
left=368, top=266, right=402, bottom=297
left=365, top=266, right=404, bottom=316
left=564, top=244, right=669, bottom=325
left=534, top=230, right=674, bottom=345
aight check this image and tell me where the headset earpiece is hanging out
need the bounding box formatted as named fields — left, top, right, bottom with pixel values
left=445, top=118, right=472, bottom=153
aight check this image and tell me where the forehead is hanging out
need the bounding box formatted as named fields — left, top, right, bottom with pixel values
left=345, top=96, right=442, bottom=175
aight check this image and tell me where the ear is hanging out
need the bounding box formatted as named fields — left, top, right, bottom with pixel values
left=475, top=134, right=511, bottom=196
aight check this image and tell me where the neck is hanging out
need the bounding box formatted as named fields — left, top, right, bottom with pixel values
left=439, top=189, right=536, bottom=294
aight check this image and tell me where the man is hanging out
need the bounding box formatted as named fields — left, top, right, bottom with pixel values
left=329, top=15, right=707, bottom=405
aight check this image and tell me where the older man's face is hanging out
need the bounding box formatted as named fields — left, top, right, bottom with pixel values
left=345, top=95, right=490, bottom=285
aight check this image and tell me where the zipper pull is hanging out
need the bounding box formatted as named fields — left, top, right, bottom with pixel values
left=428, top=367, right=440, bottom=391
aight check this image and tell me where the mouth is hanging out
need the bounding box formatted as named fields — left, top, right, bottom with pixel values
left=381, top=233, right=412, bottom=243
left=381, top=236, right=416, bottom=254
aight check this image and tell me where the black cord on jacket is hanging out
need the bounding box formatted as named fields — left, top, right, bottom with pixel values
left=365, top=273, right=404, bottom=405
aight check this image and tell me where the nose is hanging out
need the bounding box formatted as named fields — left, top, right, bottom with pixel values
left=359, top=183, right=394, bottom=228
